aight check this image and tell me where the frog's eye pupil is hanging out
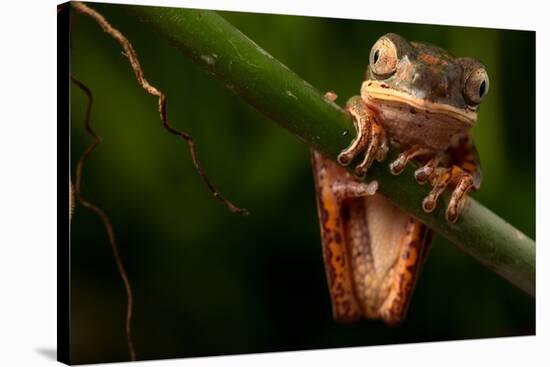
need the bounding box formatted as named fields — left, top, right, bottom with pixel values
left=479, top=80, right=487, bottom=98
left=374, top=49, right=380, bottom=64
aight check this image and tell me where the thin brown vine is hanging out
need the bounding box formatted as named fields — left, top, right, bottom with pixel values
left=72, top=1, right=249, bottom=215
left=70, top=76, right=137, bottom=361
left=69, top=3, right=250, bottom=359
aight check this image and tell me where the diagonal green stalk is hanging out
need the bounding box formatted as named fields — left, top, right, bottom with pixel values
left=109, top=4, right=535, bottom=296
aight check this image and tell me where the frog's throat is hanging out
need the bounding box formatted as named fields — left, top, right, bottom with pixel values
left=362, top=81, right=477, bottom=126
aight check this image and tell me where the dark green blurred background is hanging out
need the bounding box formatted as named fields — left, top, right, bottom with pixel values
left=69, top=3, right=535, bottom=364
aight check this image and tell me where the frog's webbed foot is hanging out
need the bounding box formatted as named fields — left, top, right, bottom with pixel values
left=337, top=96, right=388, bottom=178
left=421, top=165, right=475, bottom=223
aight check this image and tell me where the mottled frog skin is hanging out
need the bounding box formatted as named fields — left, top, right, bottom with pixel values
left=312, top=33, right=488, bottom=325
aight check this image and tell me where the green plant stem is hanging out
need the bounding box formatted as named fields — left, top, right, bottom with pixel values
left=116, top=5, right=535, bottom=296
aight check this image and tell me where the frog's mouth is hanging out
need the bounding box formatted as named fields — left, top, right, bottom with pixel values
left=362, top=81, right=477, bottom=126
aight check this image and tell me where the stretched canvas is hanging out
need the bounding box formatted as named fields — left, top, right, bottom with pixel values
left=58, top=1, right=535, bottom=364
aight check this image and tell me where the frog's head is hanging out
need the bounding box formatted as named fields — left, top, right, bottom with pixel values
left=362, top=33, right=489, bottom=127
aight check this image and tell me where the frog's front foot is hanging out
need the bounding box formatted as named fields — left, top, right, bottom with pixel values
left=421, top=166, right=475, bottom=223
left=389, top=149, right=476, bottom=223
left=337, top=96, right=389, bottom=178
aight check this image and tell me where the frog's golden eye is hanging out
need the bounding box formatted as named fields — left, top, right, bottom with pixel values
left=369, top=37, right=398, bottom=77
left=463, top=68, right=490, bottom=105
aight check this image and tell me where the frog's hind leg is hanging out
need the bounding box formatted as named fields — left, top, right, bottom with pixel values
left=378, top=217, right=432, bottom=326
left=349, top=194, right=432, bottom=325
left=311, top=149, right=376, bottom=323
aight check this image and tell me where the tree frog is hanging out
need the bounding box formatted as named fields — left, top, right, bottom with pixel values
left=312, top=33, right=488, bottom=325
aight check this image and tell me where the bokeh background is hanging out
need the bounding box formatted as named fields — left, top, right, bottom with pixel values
left=69, top=2, right=535, bottom=364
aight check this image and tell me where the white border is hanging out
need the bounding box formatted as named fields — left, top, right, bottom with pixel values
left=0, top=0, right=546, bottom=366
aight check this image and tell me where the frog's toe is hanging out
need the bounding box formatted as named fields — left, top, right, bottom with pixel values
left=338, top=120, right=370, bottom=167
left=324, top=91, right=338, bottom=102
left=389, top=153, right=409, bottom=175
left=414, top=157, right=440, bottom=184
left=337, top=132, right=369, bottom=166
left=445, top=204, right=459, bottom=223
left=445, top=173, right=474, bottom=223
left=389, top=146, right=433, bottom=176
left=354, top=122, right=386, bottom=177
left=422, top=195, right=438, bottom=213
left=337, top=151, right=354, bottom=166
left=354, top=155, right=371, bottom=178
left=421, top=167, right=452, bottom=214
left=331, top=179, right=379, bottom=200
